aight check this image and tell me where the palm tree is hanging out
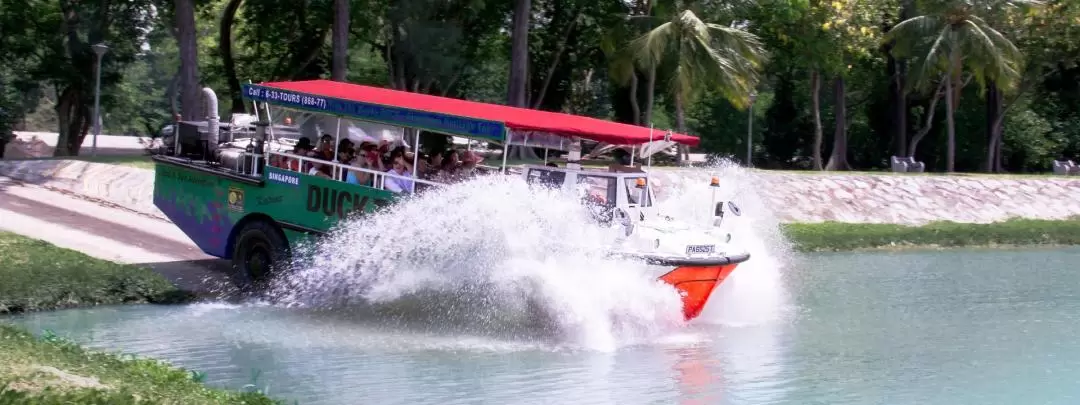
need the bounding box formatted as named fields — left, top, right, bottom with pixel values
left=627, top=5, right=766, bottom=162
left=885, top=0, right=1030, bottom=172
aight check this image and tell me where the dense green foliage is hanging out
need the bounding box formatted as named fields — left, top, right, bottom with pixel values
left=0, top=232, right=191, bottom=314
left=0, top=0, right=1078, bottom=171
left=0, top=325, right=280, bottom=404
left=784, top=217, right=1080, bottom=251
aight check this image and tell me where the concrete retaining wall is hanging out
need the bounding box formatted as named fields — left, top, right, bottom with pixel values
left=2, top=159, right=1079, bottom=225
left=0, top=160, right=164, bottom=220
left=753, top=172, right=1080, bottom=224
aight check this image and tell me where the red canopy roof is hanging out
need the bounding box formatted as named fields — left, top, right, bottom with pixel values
left=259, top=80, right=700, bottom=147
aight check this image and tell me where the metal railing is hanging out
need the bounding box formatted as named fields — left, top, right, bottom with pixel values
left=267, top=150, right=445, bottom=193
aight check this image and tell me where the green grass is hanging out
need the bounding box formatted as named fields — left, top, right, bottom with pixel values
left=5, top=155, right=155, bottom=170
left=70, top=155, right=155, bottom=170
left=0, top=231, right=192, bottom=314
left=757, top=168, right=1060, bottom=179
left=0, top=325, right=281, bottom=404
left=784, top=217, right=1080, bottom=252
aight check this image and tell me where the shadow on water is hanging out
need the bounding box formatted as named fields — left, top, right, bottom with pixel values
left=140, top=258, right=244, bottom=300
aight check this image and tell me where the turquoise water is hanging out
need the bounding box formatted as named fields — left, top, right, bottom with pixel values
left=7, top=247, right=1080, bottom=404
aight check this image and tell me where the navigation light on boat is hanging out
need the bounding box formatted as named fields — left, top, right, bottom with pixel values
left=709, top=176, right=720, bottom=187
left=635, top=178, right=647, bottom=188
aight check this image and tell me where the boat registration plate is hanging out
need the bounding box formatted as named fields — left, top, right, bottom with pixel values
left=686, top=245, right=715, bottom=255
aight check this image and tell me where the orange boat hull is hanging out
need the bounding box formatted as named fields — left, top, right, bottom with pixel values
left=658, top=263, right=741, bottom=321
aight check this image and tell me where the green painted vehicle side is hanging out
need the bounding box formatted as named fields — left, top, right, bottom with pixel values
left=152, top=160, right=397, bottom=258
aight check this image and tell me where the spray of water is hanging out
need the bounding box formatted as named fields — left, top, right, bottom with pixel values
left=647, top=159, right=794, bottom=326
left=272, top=176, right=687, bottom=351
left=270, top=159, right=792, bottom=350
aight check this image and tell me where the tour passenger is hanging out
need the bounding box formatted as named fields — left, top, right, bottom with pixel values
left=435, top=149, right=461, bottom=180
left=314, top=134, right=335, bottom=160
left=346, top=143, right=384, bottom=186
left=384, top=151, right=414, bottom=193
left=457, top=151, right=484, bottom=180
left=286, top=138, right=314, bottom=172
left=422, top=152, right=443, bottom=180
left=334, top=139, right=356, bottom=181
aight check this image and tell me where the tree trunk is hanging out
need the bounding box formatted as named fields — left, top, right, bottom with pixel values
left=629, top=73, right=641, bottom=125
left=331, top=0, right=349, bottom=81
left=175, top=0, right=200, bottom=121
left=220, top=0, right=244, bottom=113
left=810, top=70, right=823, bottom=170
left=507, top=0, right=531, bottom=107
left=674, top=92, right=687, bottom=165
left=825, top=76, right=849, bottom=170
left=889, top=0, right=914, bottom=156
left=983, top=81, right=1003, bottom=172
left=532, top=13, right=581, bottom=109
left=994, top=130, right=1005, bottom=172
left=54, top=86, right=90, bottom=157
left=944, top=56, right=957, bottom=173
left=643, top=66, right=656, bottom=124
left=908, top=78, right=946, bottom=157
left=167, top=70, right=181, bottom=119
left=888, top=55, right=907, bottom=157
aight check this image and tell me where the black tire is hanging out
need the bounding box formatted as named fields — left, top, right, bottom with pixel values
left=231, top=220, right=289, bottom=289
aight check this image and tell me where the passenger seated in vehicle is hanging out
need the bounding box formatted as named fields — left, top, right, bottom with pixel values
left=455, top=151, right=484, bottom=180
left=314, top=134, right=335, bottom=160
left=420, top=151, right=443, bottom=180
left=346, top=143, right=384, bottom=186
left=384, top=150, right=414, bottom=193
left=430, top=149, right=461, bottom=182
left=285, top=138, right=314, bottom=172
left=334, top=139, right=356, bottom=180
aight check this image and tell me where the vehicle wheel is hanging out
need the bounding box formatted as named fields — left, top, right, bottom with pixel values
left=231, top=220, right=289, bottom=289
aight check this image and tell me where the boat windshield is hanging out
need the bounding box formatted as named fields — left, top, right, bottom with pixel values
left=624, top=177, right=652, bottom=207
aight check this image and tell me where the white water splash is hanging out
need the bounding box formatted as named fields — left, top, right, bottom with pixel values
left=273, top=176, right=686, bottom=351
left=648, top=160, right=794, bottom=326
left=272, top=160, right=792, bottom=350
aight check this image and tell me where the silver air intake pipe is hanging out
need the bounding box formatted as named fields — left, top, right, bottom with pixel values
left=202, top=87, right=220, bottom=158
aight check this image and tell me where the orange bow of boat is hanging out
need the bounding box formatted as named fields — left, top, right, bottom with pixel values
left=659, top=263, right=742, bottom=321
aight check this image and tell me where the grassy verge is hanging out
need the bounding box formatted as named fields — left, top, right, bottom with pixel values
left=784, top=217, right=1080, bottom=252
left=0, top=325, right=280, bottom=404
left=17, top=155, right=155, bottom=170
left=71, top=155, right=155, bottom=170
left=0, top=231, right=192, bottom=314
left=755, top=168, right=1061, bottom=179
left=0, top=232, right=279, bottom=403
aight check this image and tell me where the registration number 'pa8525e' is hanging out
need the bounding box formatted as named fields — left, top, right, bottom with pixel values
left=686, top=245, right=715, bottom=255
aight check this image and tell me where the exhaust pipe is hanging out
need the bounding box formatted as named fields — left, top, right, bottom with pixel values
left=202, top=87, right=220, bottom=157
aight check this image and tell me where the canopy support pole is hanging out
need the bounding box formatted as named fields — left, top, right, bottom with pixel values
left=410, top=131, right=421, bottom=193
left=543, top=148, right=548, bottom=164
left=332, top=117, right=342, bottom=180
left=647, top=124, right=654, bottom=170
left=500, top=128, right=510, bottom=174
left=630, top=146, right=635, bottom=166
left=263, top=103, right=276, bottom=141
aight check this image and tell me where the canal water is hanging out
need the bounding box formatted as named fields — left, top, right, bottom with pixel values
left=7, top=247, right=1080, bottom=405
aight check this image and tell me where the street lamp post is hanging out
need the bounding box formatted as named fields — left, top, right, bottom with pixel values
left=746, top=91, right=757, bottom=167
left=90, top=43, right=109, bottom=157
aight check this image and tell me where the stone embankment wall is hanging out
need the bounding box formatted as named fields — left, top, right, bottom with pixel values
left=2, top=159, right=1080, bottom=225
left=0, top=160, right=165, bottom=220
left=752, top=172, right=1080, bottom=224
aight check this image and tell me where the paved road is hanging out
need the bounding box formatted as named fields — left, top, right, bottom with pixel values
left=0, top=177, right=239, bottom=298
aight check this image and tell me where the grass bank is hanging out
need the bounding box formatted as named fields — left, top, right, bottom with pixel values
left=0, top=325, right=280, bottom=404
left=10, top=155, right=155, bottom=170
left=0, top=231, right=192, bottom=314
left=0, top=232, right=279, bottom=403
left=784, top=217, right=1080, bottom=252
